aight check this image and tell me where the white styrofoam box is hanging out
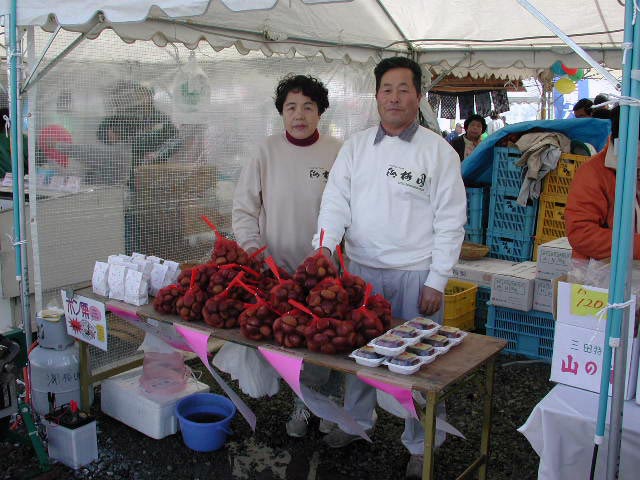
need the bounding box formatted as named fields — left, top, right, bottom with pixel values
left=533, top=278, right=553, bottom=313
left=452, top=258, right=517, bottom=288
left=490, top=262, right=537, bottom=311
left=100, top=366, right=209, bottom=439
left=536, top=237, right=572, bottom=281
left=556, top=281, right=637, bottom=331
left=44, top=419, right=98, bottom=469
left=551, top=321, right=639, bottom=400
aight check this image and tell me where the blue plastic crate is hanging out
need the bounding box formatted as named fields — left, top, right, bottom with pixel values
left=485, top=305, right=554, bottom=362
left=487, top=192, right=538, bottom=237
left=464, top=228, right=483, bottom=244
left=475, top=286, right=491, bottom=330
left=491, top=147, right=524, bottom=195
left=486, top=230, right=534, bottom=262
left=465, top=187, right=487, bottom=232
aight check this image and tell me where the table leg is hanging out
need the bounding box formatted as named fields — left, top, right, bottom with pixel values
left=79, top=341, right=91, bottom=411
left=478, top=357, right=497, bottom=480
left=422, top=391, right=438, bottom=480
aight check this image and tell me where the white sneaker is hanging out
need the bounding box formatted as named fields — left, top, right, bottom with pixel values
left=286, top=404, right=310, bottom=437
left=318, top=418, right=337, bottom=433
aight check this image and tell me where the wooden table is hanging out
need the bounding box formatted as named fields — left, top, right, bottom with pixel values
left=77, top=288, right=506, bottom=480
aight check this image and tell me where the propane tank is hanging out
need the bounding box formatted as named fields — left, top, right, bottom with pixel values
left=29, top=309, right=82, bottom=415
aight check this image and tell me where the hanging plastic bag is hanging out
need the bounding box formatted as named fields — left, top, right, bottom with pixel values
left=212, top=343, right=280, bottom=398
left=139, top=351, right=190, bottom=399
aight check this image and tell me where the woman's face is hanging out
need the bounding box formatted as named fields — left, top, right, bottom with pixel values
left=466, top=120, right=484, bottom=141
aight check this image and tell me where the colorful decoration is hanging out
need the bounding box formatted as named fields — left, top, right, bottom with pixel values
left=569, top=69, right=585, bottom=82
left=561, top=64, right=578, bottom=76
left=555, top=77, right=576, bottom=94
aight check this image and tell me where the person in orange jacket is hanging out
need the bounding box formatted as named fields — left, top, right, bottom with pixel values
left=565, top=105, right=640, bottom=260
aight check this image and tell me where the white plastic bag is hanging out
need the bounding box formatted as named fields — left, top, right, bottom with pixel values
left=124, top=269, right=148, bottom=306
left=149, top=263, right=170, bottom=296
left=92, top=261, right=110, bottom=297
left=212, top=343, right=280, bottom=398
left=108, top=264, right=127, bottom=301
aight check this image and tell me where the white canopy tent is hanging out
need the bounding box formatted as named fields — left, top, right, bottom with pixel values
left=0, top=0, right=626, bottom=80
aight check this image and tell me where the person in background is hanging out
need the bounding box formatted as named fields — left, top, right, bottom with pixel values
left=572, top=98, right=593, bottom=118
left=486, top=110, right=505, bottom=136
left=592, top=93, right=612, bottom=120
left=445, top=122, right=463, bottom=143
left=312, top=56, right=466, bottom=479
left=451, top=114, right=487, bottom=161
left=229, top=74, right=343, bottom=438
left=565, top=106, right=640, bottom=259
left=0, top=108, right=28, bottom=178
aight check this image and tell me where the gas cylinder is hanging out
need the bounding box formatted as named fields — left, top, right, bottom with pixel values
left=29, top=309, right=82, bottom=415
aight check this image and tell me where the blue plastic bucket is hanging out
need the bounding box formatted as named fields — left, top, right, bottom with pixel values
left=175, top=393, right=236, bottom=452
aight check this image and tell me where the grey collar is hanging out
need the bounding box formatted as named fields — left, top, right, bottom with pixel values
left=374, top=121, right=419, bottom=145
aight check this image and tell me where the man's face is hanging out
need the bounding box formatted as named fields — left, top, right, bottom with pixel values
left=574, top=108, right=590, bottom=118
left=282, top=90, right=321, bottom=140
left=376, top=67, right=421, bottom=134
left=466, top=120, right=484, bottom=141
left=455, top=125, right=463, bottom=134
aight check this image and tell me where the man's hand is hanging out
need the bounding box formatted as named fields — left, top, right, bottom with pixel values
left=419, top=286, right=443, bottom=316
left=313, top=247, right=332, bottom=258
left=312, top=247, right=338, bottom=269
left=246, top=247, right=265, bottom=261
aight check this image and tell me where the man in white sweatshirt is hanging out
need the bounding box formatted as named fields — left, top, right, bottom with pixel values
left=312, top=57, right=466, bottom=479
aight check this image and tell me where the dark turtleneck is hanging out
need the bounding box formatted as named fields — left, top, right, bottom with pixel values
left=286, top=129, right=320, bottom=147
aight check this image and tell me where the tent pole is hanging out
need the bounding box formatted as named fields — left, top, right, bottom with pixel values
left=8, top=0, right=32, bottom=349
left=604, top=5, right=640, bottom=478
left=517, top=0, right=620, bottom=89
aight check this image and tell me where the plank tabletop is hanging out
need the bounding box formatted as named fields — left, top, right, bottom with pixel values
left=78, top=287, right=507, bottom=393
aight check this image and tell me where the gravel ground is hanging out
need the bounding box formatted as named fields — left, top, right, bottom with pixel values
left=2, top=354, right=553, bottom=480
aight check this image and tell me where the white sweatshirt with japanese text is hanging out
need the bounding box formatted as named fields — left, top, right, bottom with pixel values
left=312, top=125, right=466, bottom=292
left=233, top=133, right=342, bottom=273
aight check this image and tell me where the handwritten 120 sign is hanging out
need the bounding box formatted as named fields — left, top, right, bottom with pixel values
left=570, top=284, right=609, bottom=318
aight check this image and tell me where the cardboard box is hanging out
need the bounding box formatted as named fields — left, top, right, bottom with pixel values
left=133, top=163, right=217, bottom=204
left=536, top=237, right=572, bottom=281
left=490, top=262, right=537, bottom=311
left=551, top=321, right=639, bottom=400
left=452, top=258, right=517, bottom=288
left=533, top=278, right=553, bottom=313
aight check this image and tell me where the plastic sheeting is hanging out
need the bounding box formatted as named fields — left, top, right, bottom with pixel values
left=461, top=117, right=611, bottom=184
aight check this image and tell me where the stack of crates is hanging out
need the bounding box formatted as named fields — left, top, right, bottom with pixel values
left=444, top=279, right=478, bottom=331
left=464, top=186, right=489, bottom=244
left=533, top=153, right=589, bottom=258
left=485, top=305, right=555, bottom=362
left=475, top=286, right=491, bottom=331
left=486, top=147, right=538, bottom=262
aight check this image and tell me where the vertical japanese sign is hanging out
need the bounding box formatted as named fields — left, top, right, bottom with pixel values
left=61, top=291, right=108, bottom=351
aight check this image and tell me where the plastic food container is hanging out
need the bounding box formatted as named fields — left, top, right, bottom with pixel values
left=349, top=346, right=387, bottom=367
left=423, top=334, right=451, bottom=353
left=404, top=317, right=440, bottom=337
left=388, top=326, right=422, bottom=345
left=447, top=331, right=468, bottom=347
left=369, top=334, right=408, bottom=356
left=384, top=352, right=422, bottom=375
left=407, top=342, right=437, bottom=358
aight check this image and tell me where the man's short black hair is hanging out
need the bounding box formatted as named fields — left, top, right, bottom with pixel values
left=464, top=114, right=487, bottom=133
left=274, top=74, right=329, bottom=115
left=573, top=98, right=593, bottom=115
left=374, top=57, right=422, bottom=94
left=594, top=93, right=610, bottom=106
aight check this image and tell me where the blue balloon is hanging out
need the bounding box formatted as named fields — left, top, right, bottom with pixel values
left=551, top=60, right=565, bottom=76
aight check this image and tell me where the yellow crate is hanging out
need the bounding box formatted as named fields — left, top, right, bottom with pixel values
left=541, top=153, right=589, bottom=200
left=444, top=310, right=475, bottom=331
left=535, top=195, right=567, bottom=242
left=444, top=279, right=478, bottom=320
